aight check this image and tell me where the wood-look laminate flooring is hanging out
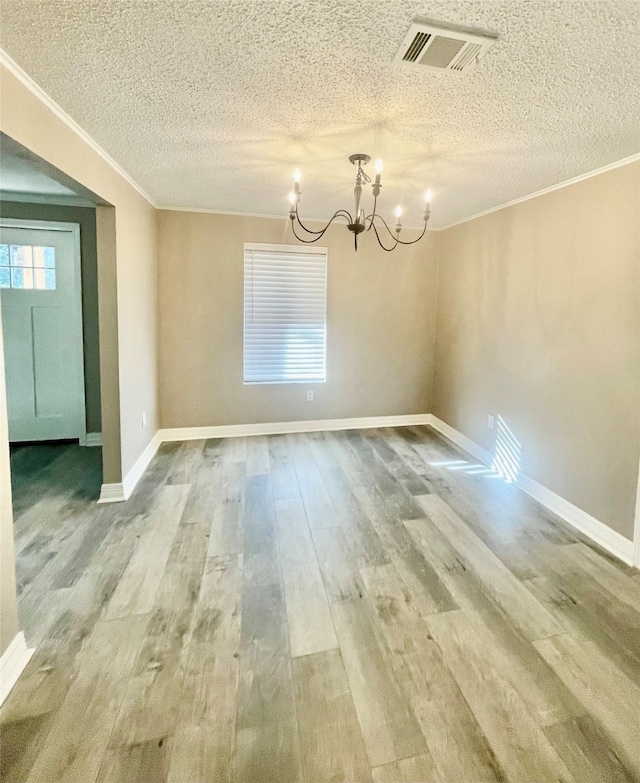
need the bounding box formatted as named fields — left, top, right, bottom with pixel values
left=2, top=428, right=640, bottom=783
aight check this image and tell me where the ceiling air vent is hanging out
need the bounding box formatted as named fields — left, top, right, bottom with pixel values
left=394, top=20, right=498, bottom=74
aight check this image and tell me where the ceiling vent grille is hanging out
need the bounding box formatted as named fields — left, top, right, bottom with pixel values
left=394, top=20, right=498, bottom=74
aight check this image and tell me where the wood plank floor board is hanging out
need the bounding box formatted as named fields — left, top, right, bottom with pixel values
left=242, top=473, right=280, bottom=588
left=290, top=434, right=337, bottom=530
left=306, top=431, right=341, bottom=470
left=15, top=463, right=111, bottom=598
left=415, top=494, right=563, bottom=640
left=381, top=427, right=442, bottom=480
left=11, top=445, right=101, bottom=527
left=105, top=499, right=211, bottom=750
left=534, top=632, right=640, bottom=779
left=319, top=464, right=389, bottom=569
left=404, top=517, right=585, bottom=728
left=5, top=428, right=640, bottom=783
left=276, top=497, right=338, bottom=657
left=105, top=484, right=190, bottom=619
left=233, top=582, right=302, bottom=783
left=312, top=526, right=365, bottom=603
left=359, top=562, right=506, bottom=783
left=268, top=434, right=301, bottom=500
left=24, top=616, right=149, bottom=783
left=410, top=427, right=583, bottom=550
left=165, top=439, right=205, bottom=485
left=524, top=572, right=640, bottom=688
left=120, top=442, right=185, bottom=517
left=167, top=554, right=242, bottom=783
left=293, top=649, right=372, bottom=783
left=339, top=433, right=393, bottom=492
left=558, top=542, right=640, bottom=613
left=207, top=460, right=245, bottom=556
left=427, top=610, right=576, bottom=783
left=354, top=486, right=458, bottom=617
left=394, top=429, right=568, bottom=579
left=543, top=716, right=636, bottom=783
left=330, top=597, right=428, bottom=768
left=245, top=435, right=270, bottom=476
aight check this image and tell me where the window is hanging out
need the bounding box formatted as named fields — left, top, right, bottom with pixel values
left=244, top=243, right=327, bottom=384
left=0, top=244, right=56, bottom=290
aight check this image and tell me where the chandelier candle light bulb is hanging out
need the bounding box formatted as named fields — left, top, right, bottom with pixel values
left=293, top=168, right=301, bottom=201
left=424, top=189, right=432, bottom=220
left=374, top=158, right=383, bottom=184
left=286, top=153, right=433, bottom=252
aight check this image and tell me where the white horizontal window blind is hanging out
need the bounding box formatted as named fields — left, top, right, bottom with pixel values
left=244, top=243, right=327, bottom=384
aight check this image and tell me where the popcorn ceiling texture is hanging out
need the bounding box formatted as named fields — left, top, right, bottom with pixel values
left=1, top=0, right=639, bottom=227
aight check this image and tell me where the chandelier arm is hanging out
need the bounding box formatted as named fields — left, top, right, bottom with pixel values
left=291, top=222, right=326, bottom=243
left=291, top=210, right=351, bottom=243
left=370, top=221, right=398, bottom=252
left=295, top=209, right=352, bottom=235
left=374, top=213, right=428, bottom=245
left=365, top=196, right=378, bottom=230
left=394, top=221, right=428, bottom=246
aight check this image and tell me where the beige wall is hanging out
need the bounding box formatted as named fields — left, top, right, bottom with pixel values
left=0, top=297, right=19, bottom=656
left=158, top=212, right=439, bottom=428
left=0, top=201, right=102, bottom=433
left=433, top=161, right=640, bottom=540
left=0, top=65, right=158, bottom=479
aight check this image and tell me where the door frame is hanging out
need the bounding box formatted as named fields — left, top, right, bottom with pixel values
left=0, top=218, right=87, bottom=444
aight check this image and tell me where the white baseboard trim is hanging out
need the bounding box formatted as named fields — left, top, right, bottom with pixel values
left=98, top=483, right=126, bottom=503
left=428, top=415, right=493, bottom=466
left=98, top=416, right=430, bottom=503
left=0, top=632, right=34, bottom=706
left=159, top=414, right=433, bottom=442
left=517, top=472, right=635, bottom=566
left=122, top=432, right=161, bottom=500
left=98, top=432, right=161, bottom=504
left=79, top=432, right=102, bottom=447
left=429, top=416, right=635, bottom=566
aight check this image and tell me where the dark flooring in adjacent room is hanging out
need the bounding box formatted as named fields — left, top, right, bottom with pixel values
left=1, top=427, right=639, bottom=782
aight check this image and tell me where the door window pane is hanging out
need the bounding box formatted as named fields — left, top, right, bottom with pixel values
left=11, top=268, right=26, bottom=288
left=1, top=244, right=56, bottom=289
left=11, top=245, right=33, bottom=267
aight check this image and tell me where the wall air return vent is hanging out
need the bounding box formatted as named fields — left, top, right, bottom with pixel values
left=394, top=20, right=498, bottom=73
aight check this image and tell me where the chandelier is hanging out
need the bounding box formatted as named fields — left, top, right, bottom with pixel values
left=287, top=153, right=432, bottom=252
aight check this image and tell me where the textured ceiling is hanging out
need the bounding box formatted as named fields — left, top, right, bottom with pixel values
left=1, top=1, right=639, bottom=228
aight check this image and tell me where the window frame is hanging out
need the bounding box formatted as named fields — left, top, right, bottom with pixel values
left=243, top=241, right=328, bottom=386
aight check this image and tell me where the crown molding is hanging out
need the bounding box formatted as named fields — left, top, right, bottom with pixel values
left=0, top=48, right=158, bottom=208
left=157, top=205, right=328, bottom=222
left=439, top=152, right=640, bottom=231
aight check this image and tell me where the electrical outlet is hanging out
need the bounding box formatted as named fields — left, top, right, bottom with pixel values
left=306, top=390, right=314, bottom=401
left=487, top=414, right=495, bottom=429
left=142, top=411, right=147, bottom=428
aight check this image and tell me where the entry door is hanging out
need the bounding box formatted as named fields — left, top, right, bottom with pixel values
left=0, top=223, right=85, bottom=442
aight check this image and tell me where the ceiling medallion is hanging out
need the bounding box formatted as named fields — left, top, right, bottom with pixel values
left=288, top=154, right=432, bottom=251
